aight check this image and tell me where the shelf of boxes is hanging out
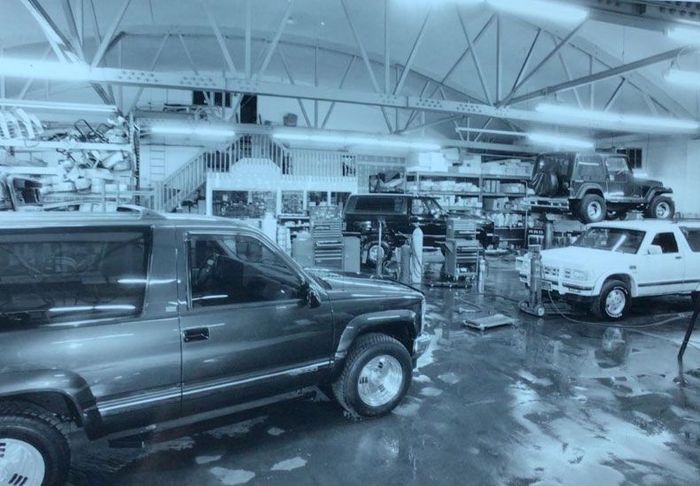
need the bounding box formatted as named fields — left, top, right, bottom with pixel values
left=405, top=160, right=532, bottom=247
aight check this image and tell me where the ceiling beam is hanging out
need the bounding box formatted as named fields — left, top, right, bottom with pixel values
left=575, top=0, right=700, bottom=32
left=504, top=46, right=695, bottom=106
left=201, top=0, right=237, bottom=75
left=394, top=5, right=432, bottom=95
left=499, top=20, right=586, bottom=106
left=91, top=0, right=131, bottom=67
left=56, top=64, right=696, bottom=134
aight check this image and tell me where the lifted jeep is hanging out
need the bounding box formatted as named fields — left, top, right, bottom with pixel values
left=527, top=152, right=675, bottom=224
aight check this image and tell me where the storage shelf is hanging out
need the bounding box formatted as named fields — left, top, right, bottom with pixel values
left=481, top=174, right=530, bottom=180
left=482, top=193, right=527, bottom=198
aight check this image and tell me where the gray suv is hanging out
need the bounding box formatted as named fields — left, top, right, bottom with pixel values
left=0, top=209, right=428, bottom=486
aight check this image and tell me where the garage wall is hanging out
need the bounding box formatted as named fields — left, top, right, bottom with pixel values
left=643, top=138, right=700, bottom=217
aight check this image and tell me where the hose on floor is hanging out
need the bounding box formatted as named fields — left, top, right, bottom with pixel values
left=546, top=290, right=691, bottom=329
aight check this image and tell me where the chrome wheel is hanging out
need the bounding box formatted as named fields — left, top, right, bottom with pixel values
left=655, top=201, right=671, bottom=219
left=357, top=355, right=404, bottom=407
left=605, top=288, right=627, bottom=318
left=0, top=438, right=46, bottom=486
left=587, top=201, right=603, bottom=220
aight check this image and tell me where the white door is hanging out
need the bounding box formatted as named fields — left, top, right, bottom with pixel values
left=636, top=231, right=687, bottom=296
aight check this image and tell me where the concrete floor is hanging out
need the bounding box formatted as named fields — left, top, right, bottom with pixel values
left=69, top=257, right=700, bottom=485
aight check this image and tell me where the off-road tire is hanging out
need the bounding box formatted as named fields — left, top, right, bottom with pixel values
left=332, top=333, right=412, bottom=419
left=578, top=194, right=607, bottom=224
left=0, top=401, right=71, bottom=486
left=646, top=195, right=675, bottom=220
left=592, top=279, right=630, bottom=321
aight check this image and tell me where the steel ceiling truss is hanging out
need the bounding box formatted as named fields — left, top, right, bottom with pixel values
left=11, top=0, right=699, bottom=140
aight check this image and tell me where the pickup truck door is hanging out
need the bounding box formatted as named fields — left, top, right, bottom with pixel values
left=636, top=231, right=687, bottom=296
left=177, top=229, right=334, bottom=416
left=604, top=156, right=635, bottom=199
left=678, top=226, right=700, bottom=292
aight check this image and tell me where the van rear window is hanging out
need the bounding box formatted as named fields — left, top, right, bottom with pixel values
left=348, top=197, right=406, bottom=214
left=0, top=227, right=151, bottom=328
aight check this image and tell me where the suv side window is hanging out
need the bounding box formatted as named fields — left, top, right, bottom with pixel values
left=651, top=232, right=679, bottom=254
left=411, top=199, right=431, bottom=216
left=189, top=233, right=302, bottom=307
left=0, top=227, right=150, bottom=328
left=680, top=227, right=700, bottom=252
left=605, top=157, right=630, bottom=175
left=574, top=155, right=603, bottom=180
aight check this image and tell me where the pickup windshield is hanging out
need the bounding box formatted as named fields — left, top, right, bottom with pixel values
left=573, top=227, right=645, bottom=254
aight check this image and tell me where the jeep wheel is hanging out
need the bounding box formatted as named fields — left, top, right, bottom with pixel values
left=578, top=194, right=606, bottom=224
left=332, top=333, right=412, bottom=418
left=0, top=402, right=70, bottom=486
left=592, top=279, right=630, bottom=321
left=646, top=196, right=675, bottom=220
left=364, top=241, right=391, bottom=267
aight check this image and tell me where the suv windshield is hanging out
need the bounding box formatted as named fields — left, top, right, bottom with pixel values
left=573, top=227, right=645, bottom=254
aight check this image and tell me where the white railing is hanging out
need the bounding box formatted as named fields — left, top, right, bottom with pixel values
left=151, top=133, right=364, bottom=211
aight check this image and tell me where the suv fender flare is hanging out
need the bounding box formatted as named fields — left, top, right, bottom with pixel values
left=573, top=183, right=605, bottom=200
left=644, top=187, right=673, bottom=203
left=0, top=370, right=102, bottom=437
left=333, top=310, right=418, bottom=370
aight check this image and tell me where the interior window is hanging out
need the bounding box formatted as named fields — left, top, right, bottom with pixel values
left=651, top=232, right=679, bottom=254
left=681, top=227, right=700, bottom=252
left=605, top=157, right=630, bottom=174
left=189, top=234, right=301, bottom=307
left=0, top=228, right=150, bottom=328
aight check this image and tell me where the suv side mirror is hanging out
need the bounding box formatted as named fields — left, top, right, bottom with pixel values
left=647, top=244, right=663, bottom=255
left=300, top=281, right=321, bottom=308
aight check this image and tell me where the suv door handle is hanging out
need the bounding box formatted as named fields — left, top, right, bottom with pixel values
left=183, top=327, right=210, bottom=343
left=675, top=256, right=683, bottom=260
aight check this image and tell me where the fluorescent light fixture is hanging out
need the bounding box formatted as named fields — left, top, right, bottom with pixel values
left=0, top=58, right=92, bottom=81
left=667, top=25, right=700, bottom=45
left=150, top=123, right=235, bottom=138
left=527, top=132, right=594, bottom=150
left=535, top=103, right=700, bottom=133
left=487, top=0, right=588, bottom=24
left=0, top=98, right=117, bottom=113
left=665, top=68, right=700, bottom=88
left=273, top=131, right=441, bottom=151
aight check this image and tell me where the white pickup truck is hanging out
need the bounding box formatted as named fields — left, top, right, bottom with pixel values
left=516, top=220, right=700, bottom=320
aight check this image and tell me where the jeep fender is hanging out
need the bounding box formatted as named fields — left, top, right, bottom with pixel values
left=573, top=183, right=605, bottom=200
left=332, top=310, right=418, bottom=373
left=644, top=187, right=673, bottom=203
left=0, top=369, right=102, bottom=437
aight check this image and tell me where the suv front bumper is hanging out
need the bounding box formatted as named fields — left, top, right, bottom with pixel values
left=413, top=334, right=431, bottom=364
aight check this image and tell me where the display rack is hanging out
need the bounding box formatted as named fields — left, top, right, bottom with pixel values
left=405, top=169, right=530, bottom=246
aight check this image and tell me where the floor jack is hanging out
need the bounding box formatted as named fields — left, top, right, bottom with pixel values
left=518, top=244, right=570, bottom=318
left=678, top=291, right=699, bottom=363
left=518, top=245, right=547, bottom=317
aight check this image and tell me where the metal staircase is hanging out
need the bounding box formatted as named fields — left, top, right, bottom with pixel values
left=151, top=134, right=289, bottom=212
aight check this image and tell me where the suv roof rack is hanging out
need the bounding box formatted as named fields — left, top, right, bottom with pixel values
left=116, top=205, right=166, bottom=219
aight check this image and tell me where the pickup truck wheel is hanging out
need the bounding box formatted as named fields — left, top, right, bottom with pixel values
left=332, top=333, right=412, bottom=418
left=592, top=279, right=630, bottom=321
left=578, top=194, right=606, bottom=224
left=0, top=402, right=70, bottom=486
left=646, top=196, right=675, bottom=220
